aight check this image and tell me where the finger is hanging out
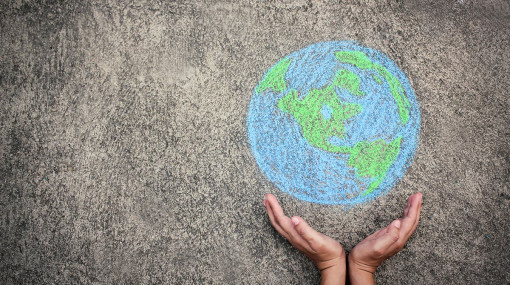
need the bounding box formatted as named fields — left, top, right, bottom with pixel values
left=264, top=194, right=290, bottom=240
left=409, top=193, right=423, bottom=237
left=291, top=216, right=324, bottom=251
left=265, top=194, right=292, bottom=234
left=405, top=193, right=422, bottom=240
left=373, top=219, right=401, bottom=256
left=399, top=193, right=422, bottom=241
left=265, top=194, right=313, bottom=252
left=402, top=192, right=415, bottom=216
left=264, top=196, right=290, bottom=240
left=399, top=199, right=417, bottom=240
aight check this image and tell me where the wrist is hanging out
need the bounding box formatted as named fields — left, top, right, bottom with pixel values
left=320, top=262, right=346, bottom=285
left=316, top=252, right=346, bottom=270
left=347, top=255, right=375, bottom=285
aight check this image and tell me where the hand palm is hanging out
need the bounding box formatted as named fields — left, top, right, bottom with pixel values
left=349, top=193, right=423, bottom=275
left=263, top=194, right=345, bottom=271
left=263, top=192, right=422, bottom=285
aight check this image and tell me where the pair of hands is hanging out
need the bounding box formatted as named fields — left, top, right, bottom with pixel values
left=263, top=193, right=422, bottom=285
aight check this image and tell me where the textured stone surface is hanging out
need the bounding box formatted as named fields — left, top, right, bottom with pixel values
left=0, top=1, right=509, bottom=284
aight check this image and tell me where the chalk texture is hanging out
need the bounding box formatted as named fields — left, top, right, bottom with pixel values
left=1, top=0, right=509, bottom=284
left=247, top=41, right=421, bottom=205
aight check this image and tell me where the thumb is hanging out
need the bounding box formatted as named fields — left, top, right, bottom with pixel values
left=373, top=219, right=401, bottom=254
left=291, top=216, right=322, bottom=244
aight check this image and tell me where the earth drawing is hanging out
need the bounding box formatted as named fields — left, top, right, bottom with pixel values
left=247, top=41, right=421, bottom=205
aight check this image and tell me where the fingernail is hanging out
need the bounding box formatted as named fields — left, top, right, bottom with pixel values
left=263, top=200, right=266, bottom=207
left=291, top=217, right=300, bottom=226
left=394, top=220, right=401, bottom=229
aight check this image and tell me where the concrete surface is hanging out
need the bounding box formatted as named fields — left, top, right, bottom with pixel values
left=1, top=0, right=509, bottom=284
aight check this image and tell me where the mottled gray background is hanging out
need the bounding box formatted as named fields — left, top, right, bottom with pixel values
left=1, top=0, right=509, bottom=284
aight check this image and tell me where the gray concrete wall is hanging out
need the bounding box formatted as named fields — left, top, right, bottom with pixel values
left=1, top=1, right=508, bottom=284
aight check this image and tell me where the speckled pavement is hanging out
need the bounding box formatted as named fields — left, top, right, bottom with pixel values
left=1, top=1, right=509, bottom=284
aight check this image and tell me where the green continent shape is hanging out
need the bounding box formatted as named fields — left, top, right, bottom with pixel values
left=278, top=86, right=361, bottom=153
left=333, top=68, right=365, bottom=97
left=347, top=137, right=402, bottom=196
left=335, top=51, right=411, bottom=125
left=256, top=57, right=292, bottom=94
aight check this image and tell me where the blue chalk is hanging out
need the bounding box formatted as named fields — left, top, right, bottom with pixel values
left=247, top=41, right=421, bottom=205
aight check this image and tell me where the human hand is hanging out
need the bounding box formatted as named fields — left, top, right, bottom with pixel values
left=263, top=194, right=346, bottom=285
left=348, top=193, right=423, bottom=284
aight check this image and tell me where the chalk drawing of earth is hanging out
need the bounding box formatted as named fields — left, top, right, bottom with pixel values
left=247, top=41, right=421, bottom=205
